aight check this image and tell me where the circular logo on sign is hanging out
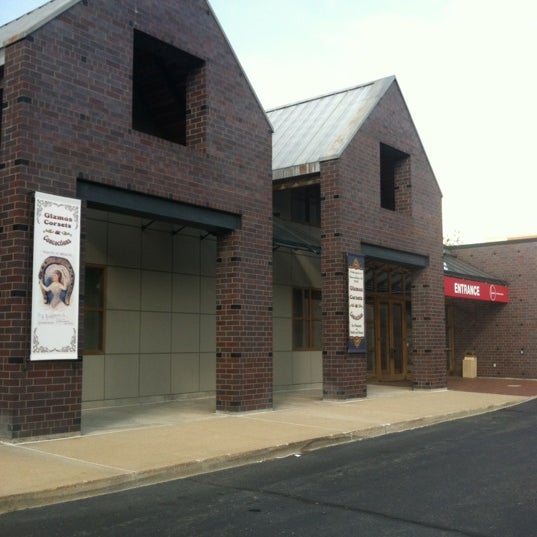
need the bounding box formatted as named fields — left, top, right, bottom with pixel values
left=489, top=284, right=497, bottom=302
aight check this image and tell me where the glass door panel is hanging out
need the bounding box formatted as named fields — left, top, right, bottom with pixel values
left=366, top=303, right=376, bottom=375
left=379, top=303, right=390, bottom=374
left=392, top=302, right=403, bottom=374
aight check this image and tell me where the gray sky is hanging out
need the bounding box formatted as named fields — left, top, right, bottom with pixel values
left=2, top=0, right=536, bottom=244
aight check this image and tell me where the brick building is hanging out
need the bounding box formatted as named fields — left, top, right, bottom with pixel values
left=270, top=77, right=446, bottom=396
left=446, top=238, right=537, bottom=378
left=0, top=0, right=273, bottom=440
left=1, top=1, right=448, bottom=442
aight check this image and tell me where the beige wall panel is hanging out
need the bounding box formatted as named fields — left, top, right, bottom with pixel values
left=82, top=355, right=105, bottom=402
left=273, top=250, right=293, bottom=284
left=273, top=317, right=292, bottom=352
left=142, top=228, right=173, bottom=271
left=107, top=223, right=141, bottom=268
left=273, top=284, right=292, bottom=318
left=273, top=351, right=293, bottom=387
left=172, top=274, right=200, bottom=313
left=199, top=314, right=216, bottom=353
left=85, top=219, right=108, bottom=264
left=200, top=276, right=216, bottom=314
left=292, top=254, right=321, bottom=287
left=173, top=233, right=200, bottom=274
left=140, top=312, right=172, bottom=353
left=85, top=208, right=106, bottom=220
left=172, top=313, right=200, bottom=353
left=199, top=353, right=216, bottom=391
left=107, top=267, right=141, bottom=310
left=309, top=350, right=323, bottom=382
left=292, top=352, right=312, bottom=384
left=141, top=270, right=172, bottom=312
left=297, top=254, right=321, bottom=287
left=171, top=353, right=200, bottom=393
left=107, top=213, right=141, bottom=226
left=200, top=237, right=216, bottom=277
left=105, top=354, right=140, bottom=399
left=105, top=310, right=140, bottom=354
left=140, top=354, right=171, bottom=396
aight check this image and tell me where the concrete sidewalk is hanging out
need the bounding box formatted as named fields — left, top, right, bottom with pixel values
left=1, top=383, right=533, bottom=515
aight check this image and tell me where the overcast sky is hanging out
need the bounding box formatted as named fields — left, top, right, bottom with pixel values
left=2, top=0, right=536, bottom=244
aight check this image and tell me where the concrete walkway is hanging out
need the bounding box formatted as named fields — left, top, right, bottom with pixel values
left=1, top=380, right=535, bottom=514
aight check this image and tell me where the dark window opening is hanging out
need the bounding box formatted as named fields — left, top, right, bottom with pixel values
left=132, top=30, right=205, bottom=145
left=84, top=265, right=106, bottom=354
left=273, top=184, right=321, bottom=227
left=380, top=143, right=409, bottom=211
left=293, top=288, right=322, bottom=350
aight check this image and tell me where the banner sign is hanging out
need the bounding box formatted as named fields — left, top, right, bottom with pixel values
left=30, top=192, right=81, bottom=360
left=444, top=276, right=508, bottom=303
left=348, top=253, right=366, bottom=353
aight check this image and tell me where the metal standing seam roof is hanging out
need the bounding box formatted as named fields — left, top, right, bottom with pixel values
left=267, top=76, right=395, bottom=180
left=0, top=0, right=81, bottom=66
left=443, top=251, right=506, bottom=285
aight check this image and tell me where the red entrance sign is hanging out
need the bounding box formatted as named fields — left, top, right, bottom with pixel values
left=444, top=276, right=508, bottom=303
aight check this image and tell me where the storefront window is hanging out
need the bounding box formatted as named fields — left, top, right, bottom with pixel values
left=365, top=264, right=410, bottom=296
left=293, top=288, right=322, bottom=350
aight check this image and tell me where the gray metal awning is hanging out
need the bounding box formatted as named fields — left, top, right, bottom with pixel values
left=443, top=250, right=506, bottom=285
left=77, top=179, right=241, bottom=233
left=273, top=216, right=320, bottom=254
left=361, top=243, right=429, bottom=268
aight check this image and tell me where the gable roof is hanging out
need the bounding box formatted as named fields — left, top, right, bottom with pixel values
left=267, top=76, right=395, bottom=181
left=0, top=0, right=81, bottom=65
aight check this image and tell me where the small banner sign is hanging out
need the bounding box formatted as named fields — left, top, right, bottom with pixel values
left=348, top=253, right=366, bottom=353
left=30, top=192, right=81, bottom=360
left=444, top=276, right=508, bottom=303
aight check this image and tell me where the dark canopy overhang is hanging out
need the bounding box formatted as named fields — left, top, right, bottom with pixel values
left=77, top=179, right=241, bottom=233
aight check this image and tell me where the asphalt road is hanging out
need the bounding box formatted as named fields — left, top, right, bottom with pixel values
left=2, top=399, right=536, bottom=537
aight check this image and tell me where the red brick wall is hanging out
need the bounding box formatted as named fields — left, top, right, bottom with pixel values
left=451, top=239, right=537, bottom=378
left=320, top=80, right=446, bottom=396
left=320, top=160, right=367, bottom=398
left=0, top=0, right=272, bottom=438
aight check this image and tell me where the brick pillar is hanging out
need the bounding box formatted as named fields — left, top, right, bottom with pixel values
left=411, top=263, right=447, bottom=389
left=0, top=187, right=82, bottom=439
left=215, top=226, right=273, bottom=411
left=320, top=161, right=367, bottom=399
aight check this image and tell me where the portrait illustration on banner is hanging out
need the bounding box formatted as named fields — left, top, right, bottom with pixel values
left=37, top=256, right=75, bottom=310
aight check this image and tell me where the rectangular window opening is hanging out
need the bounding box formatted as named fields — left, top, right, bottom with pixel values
left=272, top=184, right=321, bottom=226
left=132, top=30, right=205, bottom=145
left=380, top=143, right=409, bottom=211
left=292, top=287, right=322, bottom=350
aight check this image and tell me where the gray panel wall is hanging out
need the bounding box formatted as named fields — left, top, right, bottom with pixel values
left=273, top=249, right=322, bottom=389
left=82, top=209, right=216, bottom=405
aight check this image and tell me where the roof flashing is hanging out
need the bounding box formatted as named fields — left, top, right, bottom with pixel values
left=0, top=0, right=82, bottom=64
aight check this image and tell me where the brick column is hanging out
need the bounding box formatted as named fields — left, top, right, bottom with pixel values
left=215, top=225, right=273, bottom=411
left=320, top=161, right=367, bottom=399
left=0, top=187, right=82, bottom=439
left=411, top=263, right=447, bottom=389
